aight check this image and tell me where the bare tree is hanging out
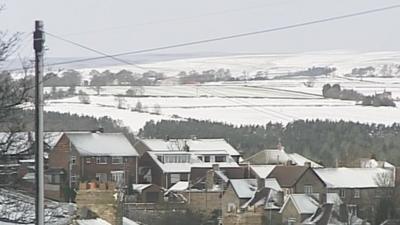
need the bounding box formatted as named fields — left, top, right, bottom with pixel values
left=115, top=96, right=127, bottom=109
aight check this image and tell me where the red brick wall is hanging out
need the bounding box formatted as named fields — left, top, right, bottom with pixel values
left=48, top=134, right=70, bottom=171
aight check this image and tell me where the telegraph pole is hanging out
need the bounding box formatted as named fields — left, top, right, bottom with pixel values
left=34, top=20, right=45, bottom=225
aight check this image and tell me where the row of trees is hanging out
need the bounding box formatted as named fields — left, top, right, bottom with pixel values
left=322, top=83, right=396, bottom=107
left=139, top=119, right=400, bottom=167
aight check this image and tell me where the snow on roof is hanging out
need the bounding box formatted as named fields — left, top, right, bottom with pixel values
left=0, top=132, right=63, bottom=155
left=77, top=217, right=139, bottom=225
left=315, top=167, right=395, bottom=188
left=326, top=193, right=343, bottom=205
left=77, top=218, right=111, bottom=225
left=243, top=149, right=321, bottom=167
left=140, top=138, right=240, bottom=156
left=251, top=165, right=276, bottom=178
left=215, top=170, right=229, bottom=183
left=230, top=178, right=282, bottom=199
left=166, top=181, right=189, bottom=194
left=132, top=184, right=152, bottom=193
left=281, top=194, right=319, bottom=214
left=287, top=153, right=323, bottom=168
left=147, top=151, right=238, bottom=173
left=66, top=132, right=138, bottom=156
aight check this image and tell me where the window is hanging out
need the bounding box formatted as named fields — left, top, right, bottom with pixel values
left=288, top=218, right=296, bottom=225
left=71, top=174, right=77, bottom=183
left=354, top=189, right=360, bottom=198
left=204, top=155, right=210, bottom=162
left=304, top=185, right=313, bottom=195
left=85, top=157, right=91, bottom=164
left=215, top=155, right=226, bottom=162
left=111, top=171, right=125, bottom=184
left=70, top=156, right=76, bottom=165
left=96, top=156, right=108, bottom=164
left=170, top=174, right=180, bottom=184
left=340, top=189, right=346, bottom=198
left=112, top=156, right=123, bottom=164
left=96, top=173, right=107, bottom=182
left=162, top=154, right=190, bottom=163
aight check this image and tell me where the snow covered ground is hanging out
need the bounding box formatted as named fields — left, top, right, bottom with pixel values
left=42, top=52, right=400, bottom=132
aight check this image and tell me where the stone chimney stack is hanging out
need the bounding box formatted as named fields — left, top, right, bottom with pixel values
left=257, top=177, right=265, bottom=191
left=304, top=162, right=312, bottom=168
left=206, top=169, right=215, bottom=190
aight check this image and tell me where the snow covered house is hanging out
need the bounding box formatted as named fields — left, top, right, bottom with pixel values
left=314, top=167, right=395, bottom=223
left=242, top=148, right=322, bottom=168
left=136, top=138, right=241, bottom=188
left=222, top=178, right=283, bottom=225
left=48, top=132, right=139, bottom=193
left=265, top=165, right=326, bottom=197
left=280, top=193, right=346, bottom=225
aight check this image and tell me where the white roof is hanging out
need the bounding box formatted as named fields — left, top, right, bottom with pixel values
left=288, top=153, right=323, bottom=168
left=76, top=218, right=139, bottom=225
left=140, top=138, right=240, bottom=156
left=66, top=132, right=138, bottom=156
left=166, top=181, right=189, bottom=194
left=230, top=178, right=282, bottom=199
left=132, top=184, right=152, bottom=193
left=281, top=194, right=319, bottom=214
left=315, top=167, right=395, bottom=188
left=147, top=151, right=238, bottom=173
left=251, top=165, right=276, bottom=178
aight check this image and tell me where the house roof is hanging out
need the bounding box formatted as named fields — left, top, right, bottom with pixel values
left=76, top=217, right=139, bottom=225
left=250, top=165, right=276, bottom=178
left=138, top=138, right=240, bottom=156
left=281, top=194, right=319, bottom=214
left=229, top=178, right=281, bottom=199
left=132, top=184, right=152, bottom=193
left=66, top=132, right=138, bottom=156
left=146, top=151, right=238, bottom=173
left=267, top=165, right=310, bottom=188
left=314, top=167, right=395, bottom=188
left=166, top=181, right=189, bottom=194
left=242, top=149, right=322, bottom=167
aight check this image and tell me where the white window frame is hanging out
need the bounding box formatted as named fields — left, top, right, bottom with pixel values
left=70, top=174, right=77, bottom=183
left=96, top=173, right=108, bottom=182
left=85, top=157, right=91, bottom=164
left=96, top=156, right=108, bottom=164
left=354, top=189, right=360, bottom=198
left=340, top=189, right=346, bottom=198
left=111, top=171, right=125, bottom=184
left=70, top=156, right=76, bottom=165
left=111, top=156, right=123, bottom=164
left=304, top=185, right=313, bottom=195
left=288, top=218, right=297, bottom=225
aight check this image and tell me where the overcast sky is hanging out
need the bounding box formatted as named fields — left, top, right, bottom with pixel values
left=1, top=0, right=400, bottom=58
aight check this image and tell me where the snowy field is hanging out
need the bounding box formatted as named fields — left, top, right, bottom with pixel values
left=42, top=52, right=400, bottom=132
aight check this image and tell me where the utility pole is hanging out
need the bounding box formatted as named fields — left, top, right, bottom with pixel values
left=34, top=20, right=45, bottom=225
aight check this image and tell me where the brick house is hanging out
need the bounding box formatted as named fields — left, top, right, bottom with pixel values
left=222, top=178, right=283, bottom=225
left=314, top=167, right=395, bottom=223
left=266, top=164, right=326, bottom=197
left=136, top=138, right=241, bottom=188
left=48, top=132, right=139, bottom=190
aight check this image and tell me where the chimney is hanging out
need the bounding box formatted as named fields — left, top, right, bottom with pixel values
left=206, top=169, right=214, bottom=190
left=319, top=192, right=327, bottom=204
left=286, top=160, right=294, bottom=166
left=304, top=162, right=312, bottom=168
left=212, top=164, right=220, bottom=171
left=257, top=177, right=265, bottom=191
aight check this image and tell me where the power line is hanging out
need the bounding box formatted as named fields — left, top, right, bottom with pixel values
left=45, top=32, right=149, bottom=71
left=6, top=3, right=400, bottom=72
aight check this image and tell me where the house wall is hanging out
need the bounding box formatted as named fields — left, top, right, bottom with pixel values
left=280, top=200, right=305, bottom=225
left=222, top=184, right=241, bottom=216
left=182, top=191, right=222, bottom=215
left=138, top=152, right=164, bottom=187
left=48, top=134, right=70, bottom=171
left=294, top=169, right=325, bottom=195
left=327, top=187, right=392, bottom=223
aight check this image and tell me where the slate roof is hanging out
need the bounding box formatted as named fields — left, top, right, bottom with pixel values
left=250, top=165, right=276, bottom=178
left=138, top=138, right=240, bottom=156
left=314, top=167, right=395, bottom=188
left=267, top=165, right=311, bottom=188
left=242, top=149, right=322, bottom=167
left=229, top=178, right=281, bottom=199
left=281, top=194, right=319, bottom=214
left=66, top=132, right=138, bottom=156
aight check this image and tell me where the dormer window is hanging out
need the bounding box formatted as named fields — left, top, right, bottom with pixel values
left=215, top=155, right=226, bottom=162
